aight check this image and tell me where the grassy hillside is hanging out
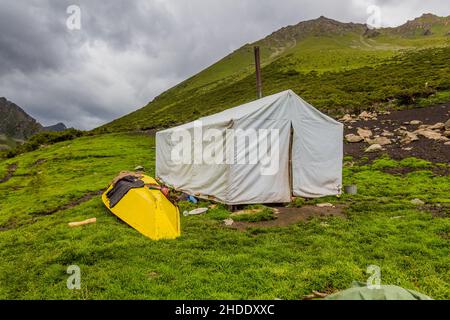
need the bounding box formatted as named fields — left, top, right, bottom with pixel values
left=0, top=133, right=449, bottom=299
left=0, top=134, right=22, bottom=151
left=96, top=14, right=450, bottom=133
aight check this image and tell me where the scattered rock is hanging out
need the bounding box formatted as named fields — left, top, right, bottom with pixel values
left=357, top=128, right=373, bottom=139
left=381, top=130, right=394, bottom=137
left=445, top=141, right=450, bottom=146
left=428, top=123, right=445, bottom=130
left=340, top=114, right=353, bottom=122
left=365, top=144, right=383, bottom=153
left=358, top=111, right=377, bottom=121
left=402, top=147, right=413, bottom=151
left=316, top=203, right=335, bottom=208
left=445, top=119, right=450, bottom=131
left=411, top=199, right=425, bottom=206
left=400, top=131, right=419, bottom=144
left=414, top=129, right=448, bottom=141
left=345, top=134, right=364, bottom=143
left=409, top=120, right=422, bottom=125
left=223, top=218, right=234, bottom=226
left=134, top=166, right=145, bottom=171
left=367, top=137, right=392, bottom=146
left=443, top=131, right=450, bottom=138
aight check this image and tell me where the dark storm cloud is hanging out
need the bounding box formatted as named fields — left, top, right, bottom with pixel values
left=0, top=0, right=448, bottom=129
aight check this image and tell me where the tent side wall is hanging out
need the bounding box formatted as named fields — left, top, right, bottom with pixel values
left=290, top=95, right=343, bottom=197
left=156, top=124, right=230, bottom=203
left=226, top=118, right=292, bottom=205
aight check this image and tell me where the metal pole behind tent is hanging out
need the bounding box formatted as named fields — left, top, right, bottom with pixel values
left=254, top=46, right=263, bottom=99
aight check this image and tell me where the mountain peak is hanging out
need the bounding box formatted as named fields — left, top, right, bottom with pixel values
left=0, top=98, right=43, bottom=139
left=43, top=122, right=67, bottom=132
left=260, top=15, right=365, bottom=47
left=389, top=13, right=449, bottom=36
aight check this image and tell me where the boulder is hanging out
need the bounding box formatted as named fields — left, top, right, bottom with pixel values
left=367, top=137, right=392, bottom=146
left=340, top=114, right=353, bottom=122
left=357, top=128, right=373, bottom=139
left=411, top=199, right=425, bottom=206
left=365, top=144, right=383, bottom=153
left=445, top=141, right=450, bottom=146
left=445, top=119, right=450, bottom=131
left=345, top=134, right=364, bottom=143
left=428, top=123, right=445, bottom=131
left=414, top=129, right=448, bottom=141
left=401, top=131, right=419, bottom=144
left=358, top=111, right=377, bottom=121
left=443, top=131, right=450, bottom=138
left=381, top=130, right=394, bottom=137
left=223, top=218, right=234, bottom=226
left=316, top=203, right=335, bottom=208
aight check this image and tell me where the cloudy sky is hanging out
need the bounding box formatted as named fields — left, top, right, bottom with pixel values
left=0, top=0, right=448, bottom=130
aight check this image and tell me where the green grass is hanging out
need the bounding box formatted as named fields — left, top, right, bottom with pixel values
left=0, top=134, right=21, bottom=150
left=0, top=133, right=449, bottom=299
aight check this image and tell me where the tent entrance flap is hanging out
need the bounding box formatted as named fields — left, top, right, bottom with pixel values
left=288, top=123, right=294, bottom=198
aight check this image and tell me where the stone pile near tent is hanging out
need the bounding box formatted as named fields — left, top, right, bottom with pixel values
left=341, top=111, right=450, bottom=152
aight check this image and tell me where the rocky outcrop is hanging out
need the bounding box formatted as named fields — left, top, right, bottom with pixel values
left=43, top=122, right=67, bottom=132
left=0, top=97, right=43, bottom=139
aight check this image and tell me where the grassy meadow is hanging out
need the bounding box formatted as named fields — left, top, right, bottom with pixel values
left=0, top=133, right=448, bottom=299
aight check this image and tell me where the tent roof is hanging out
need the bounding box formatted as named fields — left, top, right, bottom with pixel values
left=158, top=89, right=340, bottom=133
left=159, top=90, right=292, bottom=133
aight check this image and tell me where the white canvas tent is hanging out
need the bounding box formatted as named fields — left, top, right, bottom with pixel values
left=156, top=90, right=343, bottom=205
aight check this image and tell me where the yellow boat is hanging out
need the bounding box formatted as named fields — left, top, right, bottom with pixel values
left=102, top=175, right=181, bottom=240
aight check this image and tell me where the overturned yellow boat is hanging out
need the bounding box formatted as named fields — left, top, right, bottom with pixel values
left=102, top=174, right=180, bottom=240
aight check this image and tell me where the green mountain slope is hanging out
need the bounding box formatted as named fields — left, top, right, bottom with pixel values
left=96, top=14, right=450, bottom=133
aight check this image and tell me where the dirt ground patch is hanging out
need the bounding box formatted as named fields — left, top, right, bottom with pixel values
left=229, top=205, right=345, bottom=230
left=420, top=204, right=450, bottom=218
left=381, top=166, right=450, bottom=177
left=344, top=104, right=450, bottom=163
left=31, top=190, right=104, bottom=217
left=0, top=163, right=17, bottom=183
